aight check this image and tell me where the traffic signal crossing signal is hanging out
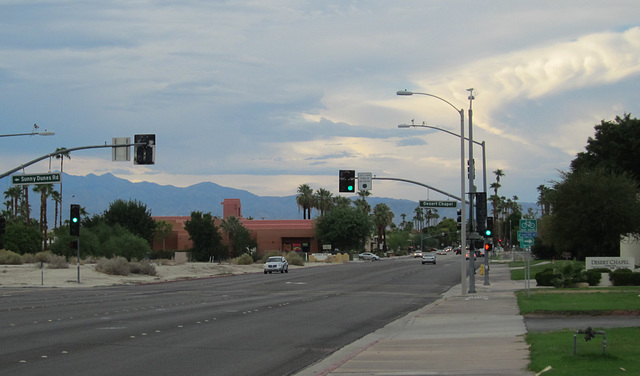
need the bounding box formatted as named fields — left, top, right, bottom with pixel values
left=339, top=170, right=356, bottom=193
left=70, top=204, right=80, bottom=236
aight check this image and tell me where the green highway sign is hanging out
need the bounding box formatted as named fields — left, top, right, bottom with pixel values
left=520, top=219, right=537, bottom=231
left=12, top=173, right=61, bottom=185
left=419, top=200, right=457, bottom=208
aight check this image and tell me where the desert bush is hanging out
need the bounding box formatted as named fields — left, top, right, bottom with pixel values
left=21, top=253, right=37, bottom=263
left=47, top=255, right=69, bottom=269
left=0, top=250, right=24, bottom=265
left=35, top=251, right=54, bottom=263
left=150, top=249, right=175, bottom=260
left=129, top=259, right=157, bottom=276
left=95, top=256, right=131, bottom=276
left=285, top=252, right=305, bottom=266
left=261, top=250, right=283, bottom=263
left=235, top=253, right=254, bottom=265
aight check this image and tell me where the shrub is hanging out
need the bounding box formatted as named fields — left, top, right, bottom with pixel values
left=0, top=250, right=24, bottom=265
left=35, top=251, right=54, bottom=263
left=585, top=269, right=603, bottom=286
left=129, top=259, right=157, bottom=276
left=286, top=252, right=305, bottom=266
left=535, top=268, right=559, bottom=286
left=610, top=268, right=640, bottom=286
left=150, top=249, right=175, bottom=260
left=95, top=256, right=131, bottom=276
left=47, top=255, right=69, bottom=269
left=235, top=253, right=254, bottom=265
left=261, top=250, right=283, bottom=263
left=21, top=253, right=37, bottom=263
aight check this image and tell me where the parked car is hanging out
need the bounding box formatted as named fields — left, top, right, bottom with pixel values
left=359, top=252, right=380, bottom=261
left=422, top=253, right=436, bottom=264
left=264, top=256, right=289, bottom=274
left=413, top=249, right=423, bottom=258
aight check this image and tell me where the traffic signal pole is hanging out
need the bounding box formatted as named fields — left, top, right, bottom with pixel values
left=0, top=142, right=145, bottom=180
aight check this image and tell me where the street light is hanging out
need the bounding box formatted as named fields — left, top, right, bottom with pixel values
left=396, top=89, right=468, bottom=295
left=0, top=124, right=55, bottom=138
left=398, top=121, right=487, bottom=202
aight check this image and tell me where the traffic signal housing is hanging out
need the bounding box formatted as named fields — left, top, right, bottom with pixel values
left=484, top=217, right=494, bottom=237
left=134, top=134, right=156, bottom=165
left=70, top=204, right=80, bottom=236
left=339, top=170, right=356, bottom=193
left=456, top=209, right=462, bottom=229
left=484, top=243, right=493, bottom=252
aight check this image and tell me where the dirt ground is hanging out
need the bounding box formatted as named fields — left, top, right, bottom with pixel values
left=0, top=261, right=325, bottom=288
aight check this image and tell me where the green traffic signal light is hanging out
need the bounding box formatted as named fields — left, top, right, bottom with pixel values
left=485, top=229, right=492, bottom=237
left=347, top=184, right=354, bottom=192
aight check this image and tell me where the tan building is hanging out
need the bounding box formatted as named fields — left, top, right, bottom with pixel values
left=152, top=199, right=319, bottom=256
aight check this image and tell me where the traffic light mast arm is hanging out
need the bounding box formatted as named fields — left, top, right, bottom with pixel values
left=0, top=143, right=144, bottom=180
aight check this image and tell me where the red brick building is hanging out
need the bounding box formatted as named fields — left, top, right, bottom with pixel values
left=152, top=199, right=319, bottom=256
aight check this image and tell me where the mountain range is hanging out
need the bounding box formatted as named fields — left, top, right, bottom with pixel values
left=20, top=173, right=535, bottom=225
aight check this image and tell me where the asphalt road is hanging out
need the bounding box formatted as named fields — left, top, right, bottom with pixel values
left=0, top=255, right=462, bottom=376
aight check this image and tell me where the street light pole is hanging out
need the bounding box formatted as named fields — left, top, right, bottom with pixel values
left=396, top=90, right=468, bottom=295
left=467, top=88, right=477, bottom=293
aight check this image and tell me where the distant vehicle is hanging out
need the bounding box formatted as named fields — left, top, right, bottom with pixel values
left=264, top=256, right=289, bottom=274
left=413, top=249, right=423, bottom=258
left=359, top=252, right=380, bottom=261
left=422, top=253, right=436, bottom=264
left=436, top=249, right=447, bottom=255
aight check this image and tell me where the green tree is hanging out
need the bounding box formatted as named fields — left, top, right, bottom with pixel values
left=546, top=168, right=640, bottom=258
left=221, top=216, right=256, bottom=258
left=33, top=183, right=55, bottom=250
left=314, top=205, right=372, bottom=252
left=571, top=114, right=640, bottom=185
left=184, top=211, right=225, bottom=261
left=2, top=220, right=42, bottom=254
left=103, top=199, right=156, bottom=244
left=153, top=220, right=173, bottom=251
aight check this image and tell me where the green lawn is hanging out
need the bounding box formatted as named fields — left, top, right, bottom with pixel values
left=516, top=268, right=640, bottom=375
left=510, top=260, right=575, bottom=281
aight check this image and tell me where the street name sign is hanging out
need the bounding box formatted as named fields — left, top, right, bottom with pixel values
left=12, top=173, right=61, bottom=185
left=419, top=200, right=457, bottom=208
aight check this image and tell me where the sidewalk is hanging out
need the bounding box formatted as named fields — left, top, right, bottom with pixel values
left=295, top=263, right=534, bottom=376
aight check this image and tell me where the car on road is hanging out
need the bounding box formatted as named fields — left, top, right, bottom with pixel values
left=359, top=252, right=380, bottom=261
left=264, top=256, right=289, bottom=274
left=421, top=253, right=436, bottom=264
left=413, top=249, right=423, bottom=258
left=436, top=249, right=447, bottom=255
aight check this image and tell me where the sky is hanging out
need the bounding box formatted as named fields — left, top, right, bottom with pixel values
left=2, top=0, right=639, bottom=208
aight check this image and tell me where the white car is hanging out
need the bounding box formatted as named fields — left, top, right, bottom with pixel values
left=422, top=253, right=436, bottom=264
left=264, top=256, right=289, bottom=274
left=358, top=252, right=380, bottom=261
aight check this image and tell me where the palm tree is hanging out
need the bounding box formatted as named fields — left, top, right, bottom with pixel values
left=413, top=206, right=424, bottom=232
left=50, top=190, right=61, bottom=229
left=333, top=196, right=352, bottom=208
left=491, top=169, right=506, bottom=243
left=33, top=184, right=55, bottom=250
left=536, top=185, right=553, bottom=216
left=314, top=188, right=333, bottom=216
left=3, top=186, right=21, bottom=218
left=55, top=147, right=71, bottom=226
left=373, top=203, right=394, bottom=252
left=296, top=184, right=314, bottom=219
left=221, top=216, right=242, bottom=257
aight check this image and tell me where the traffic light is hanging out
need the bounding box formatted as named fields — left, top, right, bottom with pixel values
left=134, top=134, right=156, bottom=165
left=484, top=217, right=493, bottom=237
left=475, top=192, right=487, bottom=234
left=456, top=209, right=462, bottom=229
left=484, top=243, right=493, bottom=252
left=70, top=204, right=80, bottom=236
left=339, top=170, right=356, bottom=193
left=70, top=240, right=78, bottom=250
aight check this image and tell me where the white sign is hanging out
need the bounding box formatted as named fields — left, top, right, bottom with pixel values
left=586, top=257, right=635, bottom=271
left=358, top=172, right=372, bottom=191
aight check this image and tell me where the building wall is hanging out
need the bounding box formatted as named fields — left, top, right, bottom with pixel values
left=152, top=199, right=318, bottom=256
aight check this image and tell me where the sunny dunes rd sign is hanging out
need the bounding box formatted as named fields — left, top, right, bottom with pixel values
left=12, top=172, right=61, bottom=185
